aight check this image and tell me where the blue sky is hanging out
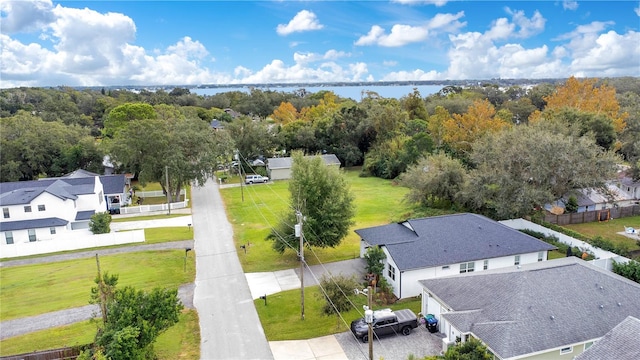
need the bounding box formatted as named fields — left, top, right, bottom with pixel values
left=1, top=0, right=639, bottom=88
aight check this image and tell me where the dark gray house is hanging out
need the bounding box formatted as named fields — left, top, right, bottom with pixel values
left=355, top=213, right=556, bottom=298
left=420, top=257, right=640, bottom=359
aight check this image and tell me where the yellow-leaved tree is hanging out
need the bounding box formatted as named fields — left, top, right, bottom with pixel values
left=442, top=99, right=511, bottom=154
left=531, top=76, right=628, bottom=133
left=271, top=101, right=299, bottom=125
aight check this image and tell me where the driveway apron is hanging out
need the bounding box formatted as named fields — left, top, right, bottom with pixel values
left=192, top=179, right=273, bottom=360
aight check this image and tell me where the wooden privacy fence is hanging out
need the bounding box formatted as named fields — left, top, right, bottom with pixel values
left=0, top=347, right=82, bottom=360
left=545, top=205, right=640, bottom=225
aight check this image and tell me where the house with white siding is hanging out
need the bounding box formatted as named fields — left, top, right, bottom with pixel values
left=355, top=213, right=556, bottom=299
left=0, top=172, right=128, bottom=254
left=420, top=257, right=640, bottom=359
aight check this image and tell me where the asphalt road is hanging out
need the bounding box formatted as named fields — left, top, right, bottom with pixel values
left=192, top=178, right=274, bottom=359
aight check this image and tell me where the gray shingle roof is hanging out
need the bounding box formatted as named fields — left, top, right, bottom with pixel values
left=0, top=218, right=68, bottom=231
left=0, top=174, right=125, bottom=206
left=267, top=154, right=341, bottom=169
left=75, top=210, right=96, bottom=221
left=575, top=316, right=640, bottom=360
left=99, top=175, right=126, bottom=195
left=420, top=257, right=640, bottom=359
left=355, top=213, right=556, bottom=270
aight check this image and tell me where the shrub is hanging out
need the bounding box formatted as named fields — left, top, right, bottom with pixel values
left=318, top=274, right=359, bottom=316
left=89, top=212, right=112, bottom=234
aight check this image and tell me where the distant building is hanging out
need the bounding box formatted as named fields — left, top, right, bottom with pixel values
left=266, top=154, right=341, bottom=181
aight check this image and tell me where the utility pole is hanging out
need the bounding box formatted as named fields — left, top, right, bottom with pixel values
left=367, top=285, right=373, bottom=360
left=235, top=150, right=244, bottom=202
left=165, top=165, right=171, bottom=215
left=95, top=254, right=107, bottom=324
left=295, top=210, right=304, bottom=320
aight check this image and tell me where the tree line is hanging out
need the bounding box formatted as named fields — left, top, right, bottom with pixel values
left=1, top=76, right=638, bottom=219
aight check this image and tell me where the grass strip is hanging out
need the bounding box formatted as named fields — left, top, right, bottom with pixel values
left=0, top=250, right=195, bottom=321
left=256, top=285, right=421, bottom=341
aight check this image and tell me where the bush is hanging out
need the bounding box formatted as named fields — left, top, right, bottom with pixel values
left=318, top=274, right=359, bottom=316
left=89, top=212, right=112, bottom=234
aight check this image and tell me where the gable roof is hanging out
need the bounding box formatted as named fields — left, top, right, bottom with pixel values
left=420, top=257, right=640, bottom=359
left=355, top=213, right=556, bottom=271
left=266, top=154, right=341, bottom=170
left=0, top=174, right=125, bottom=206
left=575, top=316, right=640, bottom=360
left=0, top=218, right=68, bottom=231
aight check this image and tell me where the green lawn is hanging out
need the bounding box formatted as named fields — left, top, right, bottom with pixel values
left=256, top=285, right=421, bottom=341
left=0, top=310, right=200, bottom=359
left=221, top=169, right=417, bottom=273
left=562, top=215, right=640, bottom=251
left=0, top=250, right=195, bottom=321
left=0, top=320, right=95, bottom=357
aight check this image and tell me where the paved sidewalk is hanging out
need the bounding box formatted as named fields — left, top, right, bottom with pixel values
left=270, top=335, right=349, bottom=360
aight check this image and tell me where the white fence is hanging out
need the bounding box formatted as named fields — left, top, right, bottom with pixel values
left=500, top=218, right=631, bottom=271
left=136, top=189, right=186, bottom=198
left=0, top=229, right=145, bottom=259
left=120, top=200, right=189, bottom=215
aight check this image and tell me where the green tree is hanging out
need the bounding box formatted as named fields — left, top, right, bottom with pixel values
left=226, top=116, right=278, bottom=163
left=612, top=260, right=640, bottom=284
left=103, top=103, right=156, bottom=138
left=92, top=286, right=183, bottom=360
left=318, top=274, right=359, bottom=316
left=108, top=117, right=228, bottom=201
left=89, top=212, right=112, bottom=234
left=443, top=339, right=492, bottom=360
left=0, top=111, right=94, bottom=181
left=364, top=246, right=386, bottom=278
left=400, top=153, right=468, bottom=208
left=565, top=195, right=579, bottom=213
left=267, top=151, right=355, bottom=253
left=465, top=124, right=619, bottom=219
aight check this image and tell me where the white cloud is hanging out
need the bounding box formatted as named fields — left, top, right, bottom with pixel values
left=356, top=24, right=429, bottom=47
left=237, top=59, right=370, bottom=84
left=293, top=50, right=349, bottom=64
left=0, top=0, right=55, bottom=33
left=382, top=68, right=442, bottom=81
left=635, top=6, right=640, bottom=16
left=563, top=1, right=579, bottom=11
left=392, top=0, right=449, bottom=7
left=426, top=12, right=466, bottom=32
left=569, top=30, right=640, bottom=76
left=276, top=10, right=323, bottom=36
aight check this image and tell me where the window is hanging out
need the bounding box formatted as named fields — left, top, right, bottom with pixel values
left=50, top=227, right=56, bottom=235
left=38, top=204, right=46, bottom=211
left=28, top=229, right=36, bottom=242
left=5, top=231, right=14, bottom=245
left=514, top=255, right=521, bottom=265
left=538, top=252, right=544, bottom=262
left=388, top=264, right=396, bottom=280
left=560, top=346, right=573, bottom=355
left=584, top=342, right=594, bottom=351
left=24, top=205, right=32, bottom=213
left=483, top=260, right=489, bottom=270
left=2, top=207, right=9, bottom=218
left=460, top=262, right=475, bottom=273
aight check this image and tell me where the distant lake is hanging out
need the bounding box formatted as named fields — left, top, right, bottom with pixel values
left=191, top=84, right=444, bottom=100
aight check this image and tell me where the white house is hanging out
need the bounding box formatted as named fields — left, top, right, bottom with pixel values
left=266, top=154, right=341, bottom=180
left=0, top=172, right=128, bottom=255
left=419, top=257, right=640, bottom=359
left=354, top=213, right=556, bottom=299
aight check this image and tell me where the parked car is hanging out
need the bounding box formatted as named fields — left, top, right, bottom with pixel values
left=350, top=308, right=418, bottom=343
left=245, top=174, right=269, bottom=184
